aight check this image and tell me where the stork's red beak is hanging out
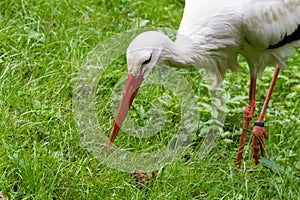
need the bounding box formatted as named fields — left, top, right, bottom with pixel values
left=108, top=73, right=144, bottom=148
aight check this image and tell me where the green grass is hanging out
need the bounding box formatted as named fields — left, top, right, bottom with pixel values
left=0, top=0, right=299, bottom=199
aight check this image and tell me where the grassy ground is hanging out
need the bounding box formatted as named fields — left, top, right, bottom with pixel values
left=0, top=0, right=299, bottom=199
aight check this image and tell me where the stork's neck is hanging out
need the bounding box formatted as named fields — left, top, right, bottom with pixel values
left=159, top=32, right=228, bottom=87
left=160, top=34, right=198, bottom=69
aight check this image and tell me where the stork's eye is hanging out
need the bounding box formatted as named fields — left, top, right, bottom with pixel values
left=142, top=54, right=152, bottom=66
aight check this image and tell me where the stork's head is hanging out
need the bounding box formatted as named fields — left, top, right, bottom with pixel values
left=108, top=31, right=168, bottom=148
left=126, top=31, right=168, bottom=77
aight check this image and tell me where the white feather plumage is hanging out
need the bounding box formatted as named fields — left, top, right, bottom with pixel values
left=126, top=0, right=300, bottom=86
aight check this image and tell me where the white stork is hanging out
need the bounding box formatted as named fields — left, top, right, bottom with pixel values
left=108, top=0, right=300, bottom=168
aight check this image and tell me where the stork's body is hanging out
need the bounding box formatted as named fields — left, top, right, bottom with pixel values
left=173, top=0, right=300, bottom=81
left=109, top=0, right=300, bottom=167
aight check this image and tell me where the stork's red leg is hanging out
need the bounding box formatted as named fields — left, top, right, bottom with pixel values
left=252, top=66, right=280, bottom=164
left=236, top=77, right=257, bottom=168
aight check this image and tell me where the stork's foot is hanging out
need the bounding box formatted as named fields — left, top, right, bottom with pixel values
left=236, top=101, right=256, bottom=168
left=252, top=122, right=269, bottom=164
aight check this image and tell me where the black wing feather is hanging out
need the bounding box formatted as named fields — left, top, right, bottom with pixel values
left=268, top=24, right=300, bottom=49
